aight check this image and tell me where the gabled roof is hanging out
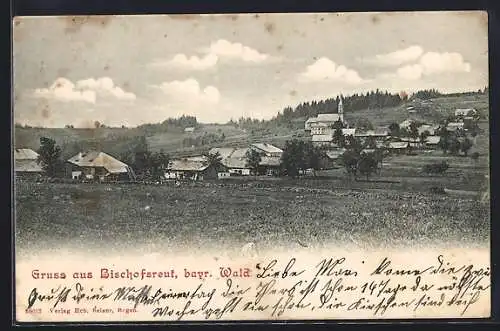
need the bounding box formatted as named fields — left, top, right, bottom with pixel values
left=14, top=148, right=39, bottom=160
left=67, top=151, right=130, bottom=174
left=15, top=159, right=43, bottom=173
left=222, top=157, right=249, bottom=169
left=455, top=108, right=476, bottom=116
left=312, top=134, right=333, bottom=142
left=317, top=113, right=341, bottom=122
left=426, top=136, right=441, bottom=144
left=209, top=147, right=236, bottom=159
left=389, top=142, right=409, bottom=149
left=251, top=143, right=283, bottom=154
left=326, top=148, right=347, bottom=160
left=342, top=128, right=356, bottom=136
left=306, top=117, right=320, bottom=123
left=260, top=156, right=281, bottom=167
left=168, top=159, right=208, bottom=172
left=230, top=148, right=249, bottom=158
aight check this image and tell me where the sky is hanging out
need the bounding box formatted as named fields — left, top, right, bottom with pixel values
left=12, top=11, right=488, bottom=128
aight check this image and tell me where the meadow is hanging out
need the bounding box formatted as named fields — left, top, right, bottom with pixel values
left=15, top=172, right=489, bottom=257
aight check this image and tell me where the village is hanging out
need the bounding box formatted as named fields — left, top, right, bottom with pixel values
left=14, top=96, right=482, bottom=185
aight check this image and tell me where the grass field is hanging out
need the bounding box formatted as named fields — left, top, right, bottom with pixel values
left=15, top=173, right=489, bottom=257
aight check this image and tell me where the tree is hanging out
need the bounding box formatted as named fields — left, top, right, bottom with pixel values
left=133, top=136, right=151, bottom=177
left=460, top=137, right=473, bottom=156
left=355, top=118, right=374, bottom=130
left=331, top=119, right=344, bottom=130
left=37, top=137, right=63, bottom=177
left=245, top=149, right=262, bottom=176
left=366, top=136, right=377, bottom=149
left=150, top=150, right=170, bottom=180
left=345, top=135, right=363, bottom=154
left=203, top=151, right=223, bottom=171
left=448, top=136, right=461, bottom=155
left=357, top=152, right=378, bottom=181
left=340, top=149, right=359, bottom=179
left=437, top=126, right=450, bottom=154
left=409, top=122, right=419, bottom=140
left=420, top=131, right=430, bottom=145
left=94, top=121, right=101, bottom=129
left=304, top=142, right=323, bottom=176
left=332, top=128, right=345, bottom=147
left=281, top=139, right=307, bottom=178
left=389, top=123, right=400, bottom=137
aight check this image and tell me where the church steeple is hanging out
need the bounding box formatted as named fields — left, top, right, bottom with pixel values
left=338, top=96, right=344, bottom=123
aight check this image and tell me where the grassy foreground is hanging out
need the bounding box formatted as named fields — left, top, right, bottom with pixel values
left=15, top=180, right=489, bottom=254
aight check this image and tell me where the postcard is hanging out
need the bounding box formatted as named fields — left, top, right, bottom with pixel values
left=13, top=11, right=490, bottom=322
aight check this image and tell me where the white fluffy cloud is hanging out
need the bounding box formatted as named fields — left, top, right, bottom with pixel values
left=367, top=45, right=424, bottom=66
left=208, top=39, right=269, bottom=63
left=33, top=78, right=96, bottom=103
left=76, top=77, right=136, bottom=100
left=150, top=39, right=270, bottom=70
left=397, top=52, right=471, bottom=80
left=33, top=77, right=136, bottom=103
left=151, top=53, right=218, bottom=70
left=153, top=78, right=220, bottom=104
left=299, top=57, right=365, bottom=84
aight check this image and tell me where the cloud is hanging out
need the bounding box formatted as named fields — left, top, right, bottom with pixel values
left=366, top=45, right=424, bottom=66
left=149, top=39, right=272, bottom=70
left=208, top=39, right=269, bottom=62
left=33, top=77, right=136, bottom=103
left=33, top=78, right=96, bottom=103
left=76, top=77, right=136, bottom=100
left=397, top=52, right=471, bottom=80
left=298, top=57, right=365, bottom=84
left=150, top=53, right=218, bottom=70
left=397, top=64, right=423, bottom=80
left=152, top=78, right=220, bottom=104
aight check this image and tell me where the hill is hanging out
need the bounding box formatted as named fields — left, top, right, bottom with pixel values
left=14, top=92, right=489, bottom=159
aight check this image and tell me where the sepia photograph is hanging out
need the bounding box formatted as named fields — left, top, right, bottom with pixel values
left=13, top=11, right=491, bottom=322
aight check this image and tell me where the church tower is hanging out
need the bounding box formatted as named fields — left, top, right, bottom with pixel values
left=338, top=96, right=344, bottom=123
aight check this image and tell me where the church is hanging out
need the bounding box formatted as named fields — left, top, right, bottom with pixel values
left=305, top=98, right=355, bottom=146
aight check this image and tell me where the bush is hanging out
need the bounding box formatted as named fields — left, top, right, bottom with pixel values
left=471, top=152, right=480, bottom=160
left=423, top=161, right=449, bottom=174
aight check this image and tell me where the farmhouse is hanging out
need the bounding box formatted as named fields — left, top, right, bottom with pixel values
left=417, top=124, right=438, bottom=136
left=66, top=151, right=135, bottom=181
left=399, top=119, right=414, bottom=130
left=250, top=143, right=283, bottom=157
left=446, top=122, right=465, bottom=132
left=455, top=108, right=477, bottom=118
left=184, top=127, right=195, bottom=133
left=14, top=148, right=43, bottom=178
left=167, top=156, right=219, bottom=180
left=425, top=136, right=441, bottom=148
left=388, top=142, right=411, bottom=155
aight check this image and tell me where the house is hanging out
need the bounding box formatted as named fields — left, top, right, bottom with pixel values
left=14, top=148, right=44, bottom=178
left=446, top=122, right=465, bottom=132
left=399, top=137, right=421, bottom=148
left=417, top=124, right=438, bottom=136
left=184, top=127, right=195, bottom=133
left=388, top=142, right=411, bottom=155
left=399, top=119, right=415, bottom=130
left=66, top=151, right=135, bottom=181
left=250, top=143, right=283, bottom=157
left=167, top=157, right=218, bottom=180
left=455, top=108, right=477, bottom=118
left=258, top=156, right=281, bottom=176
left=425, top=136, right=441, bottom=148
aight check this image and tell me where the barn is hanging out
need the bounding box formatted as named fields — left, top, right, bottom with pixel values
left=167, top=157, right=219, bottom=181
left=14, top=148, right=44, bottom=179
left=66, top=151, right=136, bottom=182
